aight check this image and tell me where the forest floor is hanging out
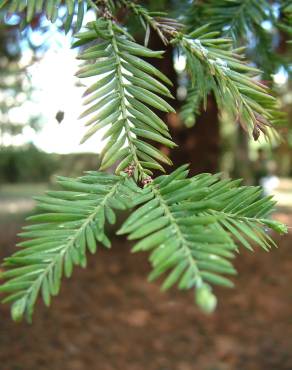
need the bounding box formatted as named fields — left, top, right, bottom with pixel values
left=0, top=181, right=291, bottom=370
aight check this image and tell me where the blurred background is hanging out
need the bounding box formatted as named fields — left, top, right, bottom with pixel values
left=0, top=1, right=292, bottom=370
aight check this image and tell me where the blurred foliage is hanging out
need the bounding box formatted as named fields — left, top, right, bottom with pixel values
left=0, top=13, right=41, bottom=147
left=188, top=0, right=292, bottom=76
left=0, top=144, right=100, bottom=183
left=0, top=145, right=58, bottom=183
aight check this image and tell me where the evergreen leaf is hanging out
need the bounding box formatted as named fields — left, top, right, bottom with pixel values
left=0, top=172, right=140, bottom=322
left=120, top=165, right=286, bottom=312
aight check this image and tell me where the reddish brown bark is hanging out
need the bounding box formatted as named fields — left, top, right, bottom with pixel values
left=148, top=33, right=220, bottom=176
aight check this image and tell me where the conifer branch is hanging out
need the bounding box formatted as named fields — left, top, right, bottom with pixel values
left=172, top=27, right=281, bottom=139
left=0, top=0, right=90, bottom=32
left=120, top=0, right=183, bottom=45
left=119, top=1, right=282, bottom=138
left=0, top=0, right=288, bottom=321
left=119, top=165, right=287, bottom=313
left=192, top=0, right=274, bottom=42
left=75, top=18, right=175, bottom=179
left=0, top=172, right=141, bottom=321
left=180, top=85, right=210, bottom=128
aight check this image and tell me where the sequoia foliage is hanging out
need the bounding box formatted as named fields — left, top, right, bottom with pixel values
left=0, top=0, right=289, bottom=322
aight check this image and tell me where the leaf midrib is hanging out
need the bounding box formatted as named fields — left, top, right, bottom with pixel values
left=19, top=179, right=122, bottom=307
left=151, top=184, right=202, bottom=287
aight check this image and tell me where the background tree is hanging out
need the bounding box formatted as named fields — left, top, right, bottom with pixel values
left=0, top=12, right=41, bottom=147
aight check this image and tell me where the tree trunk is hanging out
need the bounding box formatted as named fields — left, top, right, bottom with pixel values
left=148, top=33, right=220, bottom=176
